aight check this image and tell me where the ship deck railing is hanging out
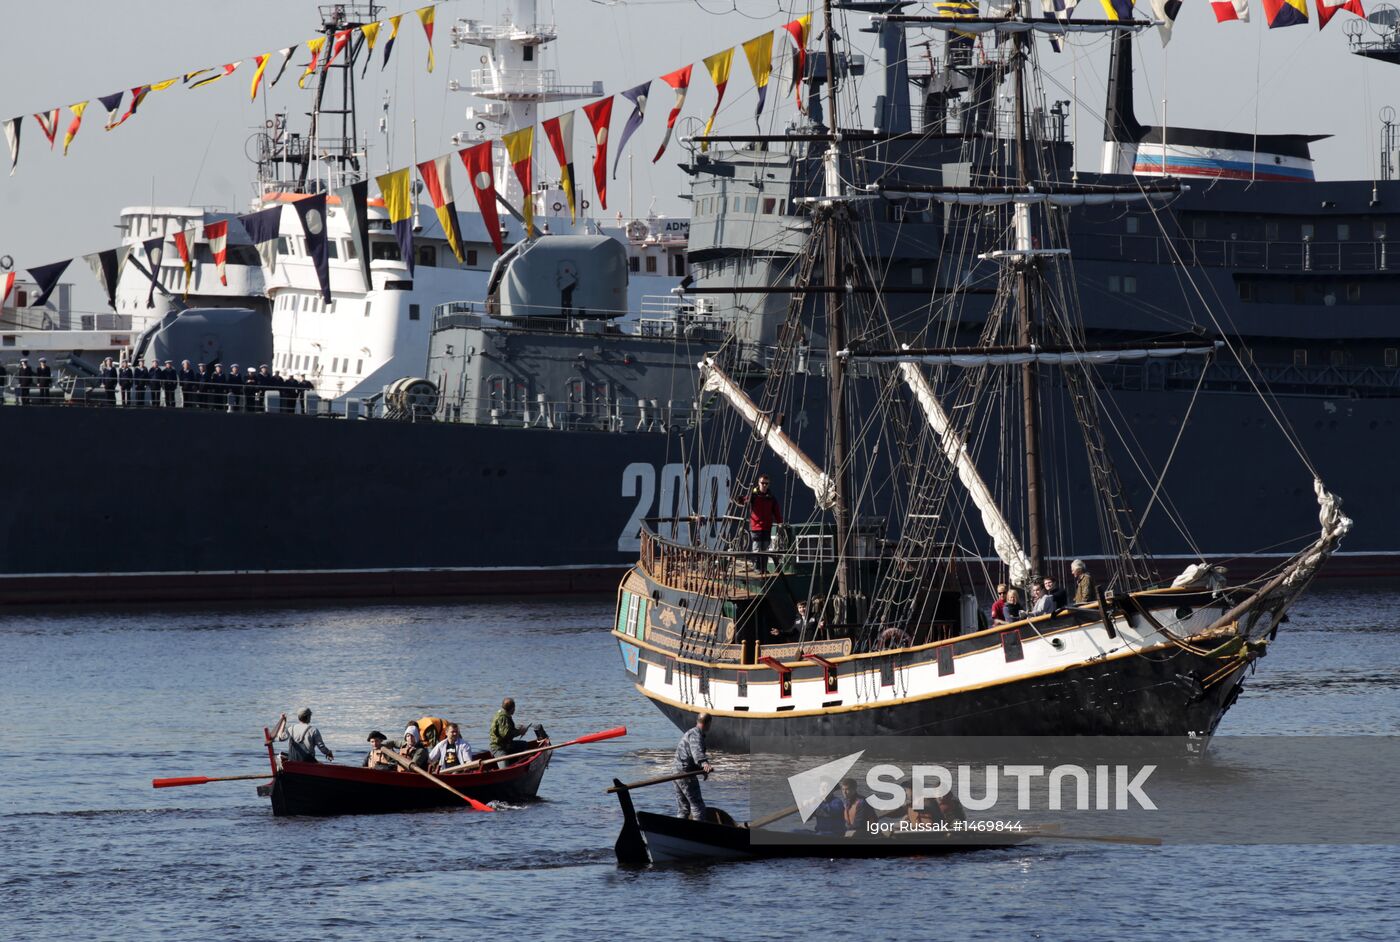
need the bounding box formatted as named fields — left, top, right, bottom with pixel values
left=1077, top=231, right=1397, bottom=274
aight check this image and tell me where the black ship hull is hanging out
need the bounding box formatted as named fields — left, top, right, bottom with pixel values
left=0, top=379, right=1393, bottom=605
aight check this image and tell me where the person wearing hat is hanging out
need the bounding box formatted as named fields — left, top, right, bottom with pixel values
left=158, top=359, right=177, bottom=407
left=1071, top=559, right=1097, bottom=605
left=272, top=708, right=334, bottom=763
left=34, top=357, right=51, bottom=404
left=15, top=357, right=32, bottom=406
left=98, top=357, right=118, bottom=405
left=362, top=731, right=397, bottom=771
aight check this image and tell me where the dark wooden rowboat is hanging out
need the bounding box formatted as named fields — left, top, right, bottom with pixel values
left=259, top=741, right=552, bottom=817
left=612, top=779, right=1026, bottom=865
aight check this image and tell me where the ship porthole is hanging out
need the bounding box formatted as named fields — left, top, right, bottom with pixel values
left=1175, top=606, right=1192, bottom=620
left=1050, top=638, right=1064, bottom=650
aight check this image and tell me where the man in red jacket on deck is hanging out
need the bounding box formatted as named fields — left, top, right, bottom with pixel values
left=744, top=474, right=783, bottom=573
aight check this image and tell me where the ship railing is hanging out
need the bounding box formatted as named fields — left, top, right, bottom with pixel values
left=457, top=69, right=602, bottom=99
left=1095, top=356, right=1400, bottom=397
left=451, top=19, right=558, bottom=46
left=1078, top=232, right=1394, bottom=273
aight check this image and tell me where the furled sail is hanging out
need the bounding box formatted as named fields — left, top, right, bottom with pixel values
left=900, top=361, right=1033, bottom=586
left=699, top=357, right=836, bottom=509
left=844, top=342, right=1221, bottom=368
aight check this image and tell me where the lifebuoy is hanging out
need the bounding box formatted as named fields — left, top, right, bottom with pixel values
left=552, top=201, right=563, bottom=212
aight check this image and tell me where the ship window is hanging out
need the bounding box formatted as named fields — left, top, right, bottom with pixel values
left=880, top=659, right=895, bottom=687
left=1330, top=350, right=1346, bottom=367
left=1265, top=221, right=1279, bottom=241
left=1108, top=275, right=1121, bottom=292
left=1001, top=630, right=1025, bottom=663
left=910, top=266, right=924, bottom=285
left=312, top=356, right=319, bottom=370
left=344, top=239, right=357, bottom=259
left=523, top=45, right=534, bottom=62
left=736, top=671, right=748, bottom=697
left=763, top=197, right=777, bottom=214
left=1375, top=222, right=1388, bottom=240
left=278, top=236, right=293, bottom=255
left=364, top=301, right=371, bottom=317
left=1385, top=348, right=1397, bottom=368
left=1337, top=224, right=1351, bottom=242
left=467, top=249, right=478, bottom=266
left=325, top=240, right=339, bottom=259
left=645, top=256, right=657, bottom=273
left=356, top=359, right=363, bottom=375
left=1238, top=281, right=1253, bottom=302
left=744, top=197, right=758, bottom=213
left=331, top=358, right=339, bottom=373
left=1293, top=349, right=1308, bottom=367
left=417, top=245, right=436, bottom=268
left=1123, top=275, right=1137, bottom=294
left=629, top=257, right=640, bottom=273
left=1347, top=283, right=1361, bottom=302
left=409, top=304, right=421, bottom=321
left=1125, top=216, right=1139, bottom=234
left=1191, top=219, right=1206, bottom=238
left=371, top=240, right=400, bottom=261
left=1302, top=223, right=1315, bottom=240
left=672, top=255, right=686, bottom=276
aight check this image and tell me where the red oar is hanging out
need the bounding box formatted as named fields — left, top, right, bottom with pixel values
left=444, top=725, right=629, bottom=775
left=153, top=773, right=272, bottom=789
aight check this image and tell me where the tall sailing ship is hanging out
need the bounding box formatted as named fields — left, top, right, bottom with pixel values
left=610, top=1, right=1352, bottom=747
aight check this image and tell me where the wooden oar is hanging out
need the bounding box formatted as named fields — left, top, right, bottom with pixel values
left=442, top=725, right=629, bottom=775
left=152, top=773, right=273, bottom=789
left=606, top=769, right=705, bottom=793
left=745, top=804, right=800, bottom=829
left=379, top=750, right=494, bottom=812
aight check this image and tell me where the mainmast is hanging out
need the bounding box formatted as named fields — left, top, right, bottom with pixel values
left=819, top=0, right=857, bottom=614
left=1010, top=1, right=1045, bottom=578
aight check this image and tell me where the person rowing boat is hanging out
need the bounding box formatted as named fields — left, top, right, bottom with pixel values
left=272, top=708, right=334, bottom=763
left=674, top=713, right=714, bottom=820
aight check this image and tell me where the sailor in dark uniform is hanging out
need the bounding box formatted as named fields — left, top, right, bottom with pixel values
left=0, top=360, right=7, bottom=403
left=194, top=362, right=209, bottom=408
left=177, top=360, right=196, bottom=407
left=98, top=357, right=118, bottom=405
left=135, top=361, right=151, bottom=407
left=15, top=357, right=33, bottom=405
left=35, top=357, right=52, bottom=404
left=209, top=364, right=228, bottom=410
left=256, top=365, right=272, bottom=411
left=116, top=359, right=134, bottom=406
left=160, top=360, right=177, bottom=407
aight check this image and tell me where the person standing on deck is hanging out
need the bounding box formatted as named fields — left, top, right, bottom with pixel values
left=1071, top=560, right=1097, bottom=605
left=273, top=708, right=334, bottom=763
left=35, top=357, right=52, bottom=404
left=15, top=358, right=32, bottom=405
left=674, top=713, right=714, bottom=820
left=742, top=474, right=783, bottom=573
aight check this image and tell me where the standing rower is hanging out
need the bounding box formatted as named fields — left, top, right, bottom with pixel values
left=674, top=713, right=714, bottom=820
left=273, top=708, right=334, bottom=763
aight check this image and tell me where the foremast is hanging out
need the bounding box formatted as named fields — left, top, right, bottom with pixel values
left=818, top=0, right=858, bottom=617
